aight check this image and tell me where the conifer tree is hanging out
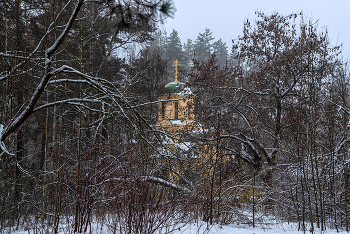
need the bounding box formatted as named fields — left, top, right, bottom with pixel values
left=212, top=39, right=228, bottom=66
left=165, top=29, right=184, bottom=63
left=194, top=28, right=214, bottom=61
left=183, top=38, right=194, bottom=68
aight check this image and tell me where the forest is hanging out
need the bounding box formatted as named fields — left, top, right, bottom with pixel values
left=1, top=0, right=350, bottom=233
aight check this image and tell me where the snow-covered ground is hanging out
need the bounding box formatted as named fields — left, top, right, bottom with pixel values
left=7, top=221, right=349, bottom=234
left=171, top=222, right=349, bottom=234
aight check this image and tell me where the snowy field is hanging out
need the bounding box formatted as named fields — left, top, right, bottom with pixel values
left=7, top=222, right=350, bottom=234
left=171, top=222, right=349, bottom=234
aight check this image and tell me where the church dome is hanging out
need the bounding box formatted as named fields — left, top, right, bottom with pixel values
left=165, top=81, right=185, bottom=94
left=164, top=81, right=192, bottom=95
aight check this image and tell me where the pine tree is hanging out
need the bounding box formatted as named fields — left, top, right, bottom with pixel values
left=165, top=29, right=185, bottom=74
left=212, top=39, right=228, bottom=66
left=194, top=28, right=214, bottom=62
left=227, top=47, right=239, bottom=67
left=165, top=30, right=184, bottom=62
left=183, top=38, right=194, bottom=67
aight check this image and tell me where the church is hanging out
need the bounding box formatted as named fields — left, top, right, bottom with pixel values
left=153, top=60, right=234, bottom=188
left=153, top=61, right=259, bottom=205
left=155, top=60, right=202, bottom=146
left=154, top=60, right=225, bottom=167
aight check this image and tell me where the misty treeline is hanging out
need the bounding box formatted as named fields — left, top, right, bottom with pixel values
left=0, top=0, right=349, bottom=232
left=153, top=26, right=235, bottom=75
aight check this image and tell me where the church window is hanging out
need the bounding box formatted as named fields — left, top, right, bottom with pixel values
left=174, top=102, right=178, bottom=119
left=188, top=101, right=193, bottom=119
left=162, top=102, right=165, bottom=119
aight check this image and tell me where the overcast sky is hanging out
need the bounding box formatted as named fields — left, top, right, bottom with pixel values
left=163, top=0, right=350, bottom=58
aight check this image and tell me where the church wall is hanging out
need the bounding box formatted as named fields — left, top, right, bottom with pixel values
left=158, top=94, right=195, bottom=120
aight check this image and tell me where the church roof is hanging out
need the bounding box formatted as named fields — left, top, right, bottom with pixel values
left=165, top=81, right=185, bottom=93
left=164, top=81, right=193, bottom=95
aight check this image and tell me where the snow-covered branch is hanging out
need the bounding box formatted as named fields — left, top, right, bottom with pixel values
left=48, top=78, right=89, bottom=85
left=141, top=176, right=191, bottom=193
left=32, top=98, right=108, bottom=113
left=219, top=133, right=273, bottom=166
left=0, top=124, right=14, bottom=156
left=1, top=0, right=84, bottom=141
left=46, top=0, right=84, bottom=57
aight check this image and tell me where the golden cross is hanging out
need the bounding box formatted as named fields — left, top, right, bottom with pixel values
left=172, top=59, right=181, bottom=82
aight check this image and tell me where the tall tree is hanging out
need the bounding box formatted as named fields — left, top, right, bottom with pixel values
left=183, top=38, right=194, bottom=68
left=212, top=38, right=228, bottom=66
left=194, top=28, right=214, bottom=61
left=232, top=11, right=343, bottom=227
left=165, top=29, right=185, bottom=66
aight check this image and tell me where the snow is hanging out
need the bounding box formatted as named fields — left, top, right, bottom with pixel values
left=171, top=222, right=348, bottom=234
left=178, top=142, right=190, bottom=151
left=165, top=81, right=186, bottom=87
left=45, top=58, right=51, bottom=65
left=179, top=87, right=193, bottom=95
left=0, top=124, right=14, bottom=156
left=170, top=120, right=184, bottom=125
left=142, top=176, right=191, bottom=192
left=8, top=222, right=349, bottom=234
